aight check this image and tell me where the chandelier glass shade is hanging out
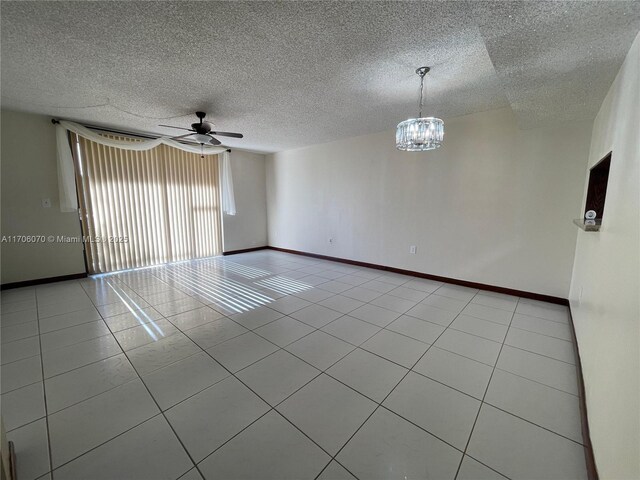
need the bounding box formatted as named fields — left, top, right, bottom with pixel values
left=396, top=67, right=444, bottom=151
left=396, top=117, right=444, bottom=151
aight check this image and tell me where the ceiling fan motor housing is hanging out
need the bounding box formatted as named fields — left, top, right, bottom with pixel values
left=191, top=122, right=211, bottom=133
left=192, top=112, right=211, bottom=133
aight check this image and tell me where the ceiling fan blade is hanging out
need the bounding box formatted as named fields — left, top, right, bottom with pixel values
left=209, top=136, right=222, bottom=146
left=171, top=133, right=194, bottom=140
left=210, top=131, right=243, bottom=139
left=159, top=124, right=194, bottom=132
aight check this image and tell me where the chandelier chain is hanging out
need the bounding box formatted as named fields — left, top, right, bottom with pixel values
left=419, top=74, right=425, bottom=118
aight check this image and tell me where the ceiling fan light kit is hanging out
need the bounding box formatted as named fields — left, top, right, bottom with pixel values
left=396, top=66, right=444, bottom=152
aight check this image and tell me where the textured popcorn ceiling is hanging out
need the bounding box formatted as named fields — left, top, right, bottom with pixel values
left=1, top=1, right=639, bottom=153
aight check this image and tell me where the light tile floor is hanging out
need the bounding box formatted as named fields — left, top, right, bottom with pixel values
left=0, top=250, right=588, bottom=480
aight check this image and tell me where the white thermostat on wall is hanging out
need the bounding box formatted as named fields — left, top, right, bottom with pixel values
left=585, top=210, right=597, bottom=220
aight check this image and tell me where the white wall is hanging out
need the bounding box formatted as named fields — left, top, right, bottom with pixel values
left=1, top=109, right=86, bottom=283
left=266, top=107, right=593, bottom=298
left=569, top=33, right=640, bottom=480
left=222, top=150, right=268, bottom=252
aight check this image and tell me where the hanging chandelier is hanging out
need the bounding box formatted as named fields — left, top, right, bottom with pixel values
left=396, top=66, right=444, bottom=151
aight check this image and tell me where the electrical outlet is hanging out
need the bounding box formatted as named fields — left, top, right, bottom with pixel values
left=41, top=198, right=51, bottom=208
left=409, top=245, right=417, bottom=254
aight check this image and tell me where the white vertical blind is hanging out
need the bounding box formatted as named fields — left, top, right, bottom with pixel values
left=72, top=133, right=223, bottom=274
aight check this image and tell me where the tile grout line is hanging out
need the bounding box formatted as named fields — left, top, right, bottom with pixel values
left=452, top=296, right=521, bottom=480
left=33, top=286, right=56, bottom=479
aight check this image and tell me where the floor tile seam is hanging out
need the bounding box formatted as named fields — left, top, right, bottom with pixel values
left=355, top=344, right=422, bottom=371
left=5, top=412, right=48, bottom=435
left=46, top=412, right=167, bottom=475
left=189, top=407, right=276, bottom=467
left=37, top=317, right=106, bottom=335
left=453, top=296, right=520, bottom=480
left=449, top=310, right=514, bottom=327
left=35, top=290, right=56, bottom=478
left=401, top=310, right=458, bottom=327
left=411, top=342, right=496, bottom=368
left=506, top=324, right=574, bottom=343
left=407, top=368, right=489, bottom=402
left=0, top=334, right=40, bottom=354
left=383, top=290, right=431, bottom=303
left=105, top=323, right=203, bottom=477
left=38, top=330, right=119, bottom=356
left=507, top=324, right=572, bottom=342
left=460, top=454, right=513, bottom=480
left=169, top=314, right=246, bottom=338
left=248, top=318, right=325, bottom=350
left=37, top=315, right=111, bottom=334
left=37, top=304, right=98, bottom=321
left=512, top=309, right=571, bottom=324
left=468, top=298, right=517, bottom=313
left=0, top=300, right=37, bottom=309
left=380, top=324, right=435, bottom=345
left=41, top=350, right=126, bottom=382
left=480, top=400, right=586, bottom=446
left=445, top=324, right=507, bottom=344
left=492, top=366, right=580, bottom=397
left=318, top=457, right=365, bottom=480
left=1, top=377, right=45, bottom=395
left=0, top=315, right=39, bottom=327
left=376, top=403, right=469, bottom=453
left=315, top=318, right=390, bottom=349
left=499, top=342, right=577, bottom=366
left=1, top=330, right=41, bottom=345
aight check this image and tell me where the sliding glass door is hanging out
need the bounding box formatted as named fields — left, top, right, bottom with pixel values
left=72, top=133, right=223, bottom=274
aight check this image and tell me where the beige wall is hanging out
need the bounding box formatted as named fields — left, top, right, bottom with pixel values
left=266, top=107, right=593, bottom=298
left=222, top=150, right=268, bottom=251
left=1, top=110, right=86, bottom=284
left=569, top=32, right=640, bottom=480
